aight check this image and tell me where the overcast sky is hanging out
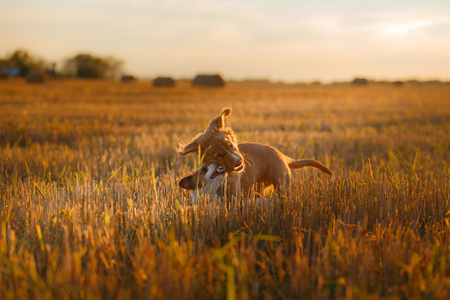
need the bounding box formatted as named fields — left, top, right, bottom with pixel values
left=1, top=0, right=449, bottom=82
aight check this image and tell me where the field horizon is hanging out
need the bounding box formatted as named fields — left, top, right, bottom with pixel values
left=0, top=78, right=449, bottom=299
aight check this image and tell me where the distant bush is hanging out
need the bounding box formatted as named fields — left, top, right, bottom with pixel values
left=63, top=53, right=123, bottom=79
left=0, top=49, right=46, bottom=77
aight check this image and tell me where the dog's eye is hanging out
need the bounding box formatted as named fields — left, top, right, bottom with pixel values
left=201, top=167, right=208, bottom=174
left=229, top=143, right=233, bottom=148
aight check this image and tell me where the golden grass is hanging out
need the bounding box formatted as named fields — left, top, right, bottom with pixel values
left=0, top=78, right=449, bottom=299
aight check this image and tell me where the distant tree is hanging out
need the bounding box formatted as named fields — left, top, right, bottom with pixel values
left=63, top=53, right=123, bottom=79
left=0, top=49, right=45, bottom=76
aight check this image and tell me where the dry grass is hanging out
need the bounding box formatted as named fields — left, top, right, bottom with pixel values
left=0, top=78, right=449, bottom=299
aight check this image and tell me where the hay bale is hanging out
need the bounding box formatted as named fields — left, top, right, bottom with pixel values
left=192, top=74, right=225, bottom=88
left=121, top=75, right=136, bottom=82
left=26, top=69, right=45, bottom=83
left=352, top=78, right=368, bottom=85
left=153, top=77, right=175, bottom=87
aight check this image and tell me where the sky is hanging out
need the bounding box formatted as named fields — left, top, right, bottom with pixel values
left=1, top=0, right=450, bottom=82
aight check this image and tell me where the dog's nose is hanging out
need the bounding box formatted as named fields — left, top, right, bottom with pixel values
left=234, top=158, right=242, bottom=168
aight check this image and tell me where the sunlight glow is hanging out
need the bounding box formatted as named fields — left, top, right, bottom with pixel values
left=380, top=20, right=432, bottom=37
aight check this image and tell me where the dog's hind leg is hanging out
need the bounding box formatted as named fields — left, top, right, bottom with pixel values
left=272, top=172, right=292, bottom=199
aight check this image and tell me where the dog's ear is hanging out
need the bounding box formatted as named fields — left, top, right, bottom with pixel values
left=209, top=107, right=231, bottom=130
left=178, top=141, right=199, bottom=156
left=179, top=175, right=195, bottom=190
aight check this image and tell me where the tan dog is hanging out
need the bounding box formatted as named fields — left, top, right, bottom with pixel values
left=180, top=142, right=333, bottom=198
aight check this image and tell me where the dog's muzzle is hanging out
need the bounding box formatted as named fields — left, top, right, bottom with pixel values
left=211, top=164, right=226, bottom=179
left=233, top=159, right=244, bottom=172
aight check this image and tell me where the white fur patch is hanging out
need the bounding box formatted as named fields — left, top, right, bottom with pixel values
left=191, top=162, right=227, bottom=205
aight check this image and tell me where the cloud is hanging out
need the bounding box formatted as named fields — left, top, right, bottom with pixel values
left=379, top=20, right=432, bottom=37
left=361, top=9, right=450, bottom=39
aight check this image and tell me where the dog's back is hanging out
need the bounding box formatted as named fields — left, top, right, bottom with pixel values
left=219, top=142, right=333, bottom=194
left=236, top=143, right=291, bottom=191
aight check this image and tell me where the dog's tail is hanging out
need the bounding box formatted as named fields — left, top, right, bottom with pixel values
left=287, top=158, right=334, bottom=176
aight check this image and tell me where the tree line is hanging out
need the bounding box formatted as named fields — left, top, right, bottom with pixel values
left=0, top=49, right=123, bottom=79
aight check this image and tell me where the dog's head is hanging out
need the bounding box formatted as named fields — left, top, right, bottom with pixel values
left=178, top=108, right=244, bottom=173
left=179, top=162, right=226, bottom=191
left=179, top=162, right=227, bottom=204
